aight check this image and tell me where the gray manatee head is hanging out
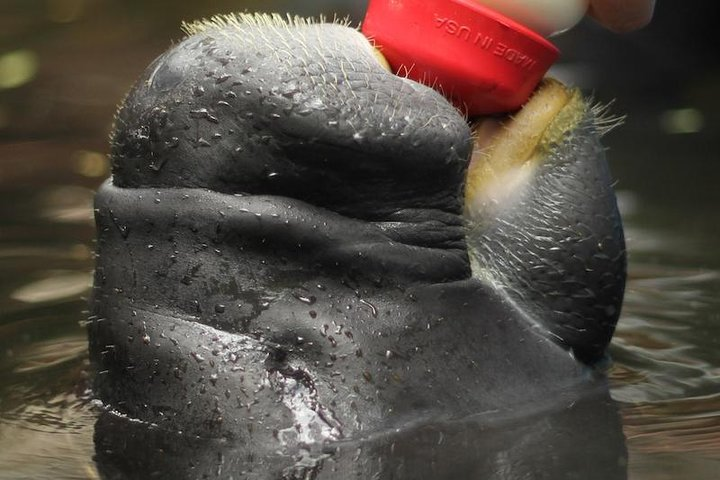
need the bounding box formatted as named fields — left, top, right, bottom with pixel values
left=90, top=13, right=627, bottom=479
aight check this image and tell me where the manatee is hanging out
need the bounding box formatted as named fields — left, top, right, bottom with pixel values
left=89, top=14, right=627, bottom=479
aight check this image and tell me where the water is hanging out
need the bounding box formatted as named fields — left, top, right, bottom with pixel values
left=1, top=1, right=719, bottom=479
left=0, top=154, right=98, bottom=478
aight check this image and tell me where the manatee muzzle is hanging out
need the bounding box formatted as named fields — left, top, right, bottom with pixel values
left=89, top=14, right=626, bottom=444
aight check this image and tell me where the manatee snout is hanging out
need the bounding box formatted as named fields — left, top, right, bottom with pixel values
left=91, top=13, right=626, bottom=451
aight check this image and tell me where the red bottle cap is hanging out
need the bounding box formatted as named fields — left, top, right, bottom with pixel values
left=362, top=0, right=560, bottom=116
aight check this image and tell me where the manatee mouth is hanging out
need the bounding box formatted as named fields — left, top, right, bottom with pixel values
left=464, top=78, right=587, bottom=218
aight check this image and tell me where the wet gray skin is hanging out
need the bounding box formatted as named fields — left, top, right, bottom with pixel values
left=90, top=15, right=627, bottom=479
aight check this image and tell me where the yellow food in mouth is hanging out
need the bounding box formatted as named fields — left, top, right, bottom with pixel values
left=464, top=79, right=586, bottom=218
left=371, top=47, right=392, bottom=72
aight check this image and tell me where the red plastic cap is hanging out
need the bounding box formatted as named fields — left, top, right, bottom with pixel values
left=362, top=0, right=560, bottom=116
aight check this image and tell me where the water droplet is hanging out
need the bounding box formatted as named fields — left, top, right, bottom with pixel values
left=112, top=220, right=130, bottom=238
left=192, top=85, right=205, bottom=97
left=216, top=73, right=232, bottom=84
left=359, top=299, right=378, bottom=317
left=189, top=108, right=219, bottom=124
left=293, top=293, right=317, bottom=305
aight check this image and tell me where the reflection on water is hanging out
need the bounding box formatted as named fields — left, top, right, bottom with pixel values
left=605, top=188, right=720, bottom=479
left=612, top=259, right=720, bottom=479
left=11, top=271, right=91, bottom=304
left=1, top=1, right=719, bottom=479
left=0, top=304, right=96, bottom=480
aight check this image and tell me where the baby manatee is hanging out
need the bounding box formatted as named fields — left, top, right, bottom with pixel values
left=89, top=13, right=627, bottom=480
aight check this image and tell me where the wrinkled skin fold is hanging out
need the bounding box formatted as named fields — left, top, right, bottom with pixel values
left=90, top=14, right=627, bottom=479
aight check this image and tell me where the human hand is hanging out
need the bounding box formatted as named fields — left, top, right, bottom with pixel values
left=589, top=0, right=656, bottom=32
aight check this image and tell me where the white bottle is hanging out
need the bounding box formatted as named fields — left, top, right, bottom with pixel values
left=473, top=0, right=589, bottom=37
